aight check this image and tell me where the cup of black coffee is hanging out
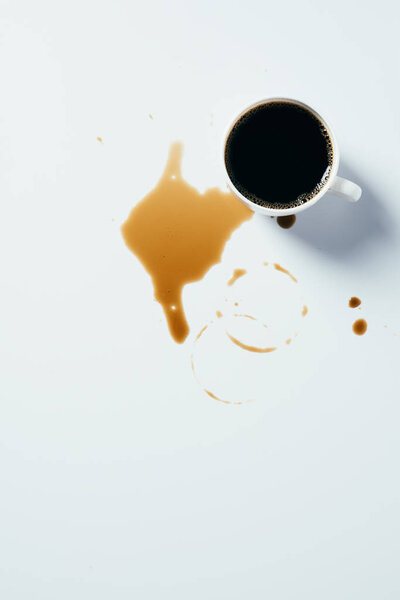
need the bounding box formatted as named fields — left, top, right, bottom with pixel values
left=223, top=98, right=361, bottom=216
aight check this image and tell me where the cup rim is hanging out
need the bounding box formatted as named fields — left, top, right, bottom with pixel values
left=222, top=97, right=340, bottom=216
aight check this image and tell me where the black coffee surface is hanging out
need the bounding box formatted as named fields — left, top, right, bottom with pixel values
left=225, top=101, right=333, bottom=209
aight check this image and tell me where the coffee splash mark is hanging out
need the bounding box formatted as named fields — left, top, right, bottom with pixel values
left=302, top=305, right=308, bottom=317
left=195, top=324, right=208, bottom=341
left=121, top=142, right=252, bottom=343
left=277, top=215, right=296, bottom=229
left=226, top=332, right=276, bottom=354
left=227, top=268, right=247, bottom=286
left=234, top=313, right=256, bottom=321
left=349, top=297, right=361, bottom=308
left=216, top=310, right=223, bottom=319
left=353, top=319, right=367, bottom=335
left=273, top=263, right=298, bottom=283
left=97, top=136, right=103, bottom=144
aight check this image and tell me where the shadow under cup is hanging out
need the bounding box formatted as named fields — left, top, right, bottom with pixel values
left=224, top=98, right=337, bottom=216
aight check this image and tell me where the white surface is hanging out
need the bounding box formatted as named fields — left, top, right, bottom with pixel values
left=0, top=0, right=399, bottom=598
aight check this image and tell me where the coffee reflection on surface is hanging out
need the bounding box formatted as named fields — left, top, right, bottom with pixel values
left=121, top=142, right=252, bottom=343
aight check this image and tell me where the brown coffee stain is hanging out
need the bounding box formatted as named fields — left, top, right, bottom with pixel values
left=349, top=297, right=361, bottom=308
left=302, top=305, right=308, bottom=317
left=121, top=142, right=252, bottom=343
left=226, top=332, right=276, bottom=354
left=273, top=263, right=297, bottom=283
left=97, top=136, right=103, bottom=143
left=148, top=113, right=154, bottom=120
left=234, top=302, right=239, bottom=307
left=204, top=389, right=230, bottom=404
left=277, top=215, right=296, bottom=229
left=195, top=325, right=208, bottom=341
left=286, top=338, right=292, bottom=344
left=227, top=268, right=247, bottom=286
left=216, top=310, right=223, bottom=319
left=353, top=319, right=367, bottom=335
left=234, top=314, right=256, bottom=321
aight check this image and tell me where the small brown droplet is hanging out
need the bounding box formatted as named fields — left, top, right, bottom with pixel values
left=302, top=305, right=308, bottom=317
left=148, top=114, right=154, bottom=120
left=349, top=297, right=361, bottom=308
left=97, top=136, right=103, bottom=143
left=353, top=319, right=367, bottom=335
left=285, top=338, right=292, bottom=345
left=277, top=215, right=296, bottom=229
left=216, top=310, right=223, bottom=319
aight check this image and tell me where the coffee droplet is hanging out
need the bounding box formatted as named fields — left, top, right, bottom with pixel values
left=353, top=319, right=367, bottom=335
left=277, top=215, right=296, bottom=229
left=301, top=305, right=308, bottom=317
left=349, top=297, right=361, bottom=308
left=121, top=142, right=252, bottom=343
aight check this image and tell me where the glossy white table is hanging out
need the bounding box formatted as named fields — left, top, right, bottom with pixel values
left=1, top=0, right=399, bottom=597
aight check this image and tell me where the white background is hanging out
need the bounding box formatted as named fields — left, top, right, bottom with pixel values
left=1, top=0, right=399, bottom=597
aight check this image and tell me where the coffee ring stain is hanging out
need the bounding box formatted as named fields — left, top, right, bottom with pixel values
left=225, top=331, right=276, bottom=354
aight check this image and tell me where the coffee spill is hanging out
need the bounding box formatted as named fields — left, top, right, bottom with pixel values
left=148, top=113, right=154, bottom=120
left=277, top=215, right=296, bottom=229
left=97, top=136, right=103, bottom=143
left=121, top=142, right=252, bottom=343
left=302, top=305, right=308, bottom=317
left=227, top=268, right=247, bottom=286
left=216, top=310, right=223, bottom=319
left=234, top=302, right=239, bottom=306
left=286, top=338, right=292, bottom=344
left=349, top=297, right=361, bottom=308
left=226, top=332, right=276, bottom=354
left=273, top=263, right=298, bottom=283
left=353, top=319, right=367, bottom=335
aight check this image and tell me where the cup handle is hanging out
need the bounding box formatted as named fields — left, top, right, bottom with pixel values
left=328, top=175, right=362, bottom=202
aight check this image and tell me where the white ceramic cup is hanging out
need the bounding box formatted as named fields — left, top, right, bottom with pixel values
left=223, top=97, right=362, bottom=216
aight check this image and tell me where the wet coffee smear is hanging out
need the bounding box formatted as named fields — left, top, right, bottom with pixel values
left=353, top=319, right=367, bottom=336
left=121, top=142, right=252, bottom=343
left=302, top=305, right=308, bottom=317
left=349, top=297, right=361, bottom=308
left=277, top=215, right=296, bottom=229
